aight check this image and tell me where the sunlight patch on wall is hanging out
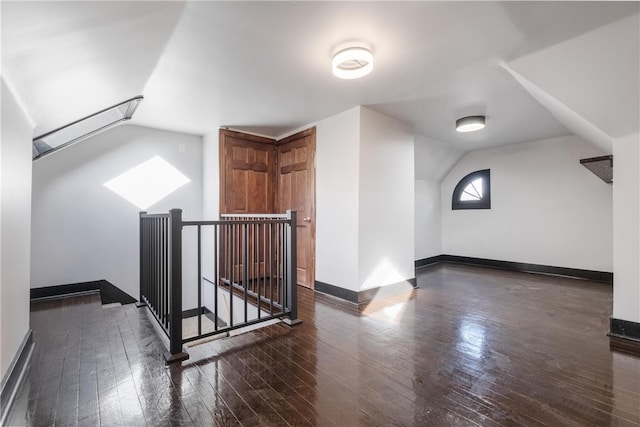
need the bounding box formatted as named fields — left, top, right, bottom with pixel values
left=359, top=257, right=415, bottom=324
left=104, top=156, right=190, bottom=210
left=361, top=258, right=404, bottom=291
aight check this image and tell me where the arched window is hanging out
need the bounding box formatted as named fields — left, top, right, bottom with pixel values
left=452, top=169, right=491, bottom=210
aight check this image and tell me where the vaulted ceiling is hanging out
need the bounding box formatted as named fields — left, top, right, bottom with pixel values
left=2, top=1, right=638, bottom=153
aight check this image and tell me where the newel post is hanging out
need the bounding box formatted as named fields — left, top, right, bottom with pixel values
left=165, top=208, right=189, bottom=363
left=283, top=210, right=302, bottom=326
left=136, top=212, right=148, bottom=308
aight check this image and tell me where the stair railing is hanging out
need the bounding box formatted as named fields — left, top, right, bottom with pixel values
left=138, top=209, right=301, bottom=364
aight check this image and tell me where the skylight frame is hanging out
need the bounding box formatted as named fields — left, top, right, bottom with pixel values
left=32, top=95, right=143, bottom=160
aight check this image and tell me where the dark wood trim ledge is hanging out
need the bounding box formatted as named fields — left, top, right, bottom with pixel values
left=182, top=307, right=211, bottom=318
left=415, top=255, right=445, bottom=268
left=315, top=278, right=417, bottom=304
left=609, top=318, right=640, bottom=355
left=415, top=255, right=613, bottom=284
left=30, top=280, right=101, bottom=299
left=30, top=280, right=137, bottom=305
left=1, top=329, right=34, bottom=426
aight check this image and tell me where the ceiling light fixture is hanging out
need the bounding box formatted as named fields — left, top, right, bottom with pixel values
left=332, top=46, right=374, bottom=79
left=456, top=115, right=486, bottom=133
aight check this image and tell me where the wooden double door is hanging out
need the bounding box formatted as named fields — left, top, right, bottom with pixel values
left=220, top=127, right=316, bottom=288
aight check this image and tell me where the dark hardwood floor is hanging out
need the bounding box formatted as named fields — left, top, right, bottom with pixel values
left=6, top=264, right=640, bottom=426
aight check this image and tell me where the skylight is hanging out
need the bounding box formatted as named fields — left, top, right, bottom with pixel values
left=104, top=156, right=190, bottom=210
left=32, top=96, right=143, bottom=160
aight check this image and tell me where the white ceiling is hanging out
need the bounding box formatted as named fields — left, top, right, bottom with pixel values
left=2, top=1, right=638, bottom=152
left=508, top=13, right=640, bottom=142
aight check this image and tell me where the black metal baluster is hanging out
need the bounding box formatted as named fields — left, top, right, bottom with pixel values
left=282, top=222, right=286, bottom=312
left=158, top=218, right=161, bottom=320
left=243, top=222, right=248, bottom=324
left=159, top=218, right=163, bottom=325
left=197, top=224, right=202, bottom=336
left=153, top=218, right=157, bottom=318
left=269, top=222, right=273, bottom=315
left=165, top=217, right=169, bottom=328
left=257, top=223, right=261, bottom=319
left=229, top=223, right=234, bottom=328
left=214, top=224, right=218, bottom=332
left=162, top=217, right=167, bottom=328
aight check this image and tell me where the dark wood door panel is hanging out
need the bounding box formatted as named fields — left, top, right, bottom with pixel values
left=276, top=128, right=316, bottom=288
left=220, top=129, right=276, bottom=214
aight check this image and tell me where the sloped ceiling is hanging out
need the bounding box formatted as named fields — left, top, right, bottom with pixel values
left=415, top=135, right=464, bottom=182
left=506, top=13, right=640, bottom=151
left=1, top=1, right=186, bottom=137
left=2, top=1, right=638, bottom=153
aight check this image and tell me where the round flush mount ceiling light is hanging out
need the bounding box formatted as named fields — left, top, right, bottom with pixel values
left=332, top=47, right=374, bottom=79
left=456, top=115, right=486, bottom=132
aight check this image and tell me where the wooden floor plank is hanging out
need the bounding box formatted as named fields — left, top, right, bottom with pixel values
left=5, top=264, right=640, bottom=426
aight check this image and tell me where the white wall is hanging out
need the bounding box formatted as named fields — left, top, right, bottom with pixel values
left=1, top=79, right=34, bottom=380
left=359, top=107, right=414, bottom=290
left=288, top=106, right=416, bottom=292
left=202, top=132, right=220, bottom=221
left=414, top=134, right=464, bottom=261
left=30, top=124, right=203, bottom=309
left=442, top=135, right=613, bottom=272
left=200, top=132, right=220, bottom=310
left=314, top=107, right=361, bottom=291
left=415, top=180, right=442, bottom=260
left=612, top=133, right=640, bottom=323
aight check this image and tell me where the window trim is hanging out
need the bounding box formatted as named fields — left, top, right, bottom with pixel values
left=452, top=169, right=491, bottom=210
